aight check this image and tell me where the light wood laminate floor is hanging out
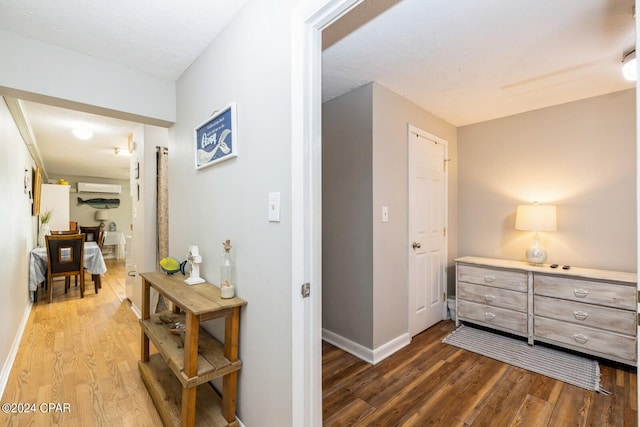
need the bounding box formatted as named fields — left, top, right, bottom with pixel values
left=0, top=259, right=163, bottom=427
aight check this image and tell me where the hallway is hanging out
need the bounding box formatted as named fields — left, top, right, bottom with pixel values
left=1, top=260, right=162, bottom=426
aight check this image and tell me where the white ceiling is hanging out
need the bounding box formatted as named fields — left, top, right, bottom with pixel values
left=323, top=0, right=637, bottom=126
left=0, top=0, right=635, bottom=180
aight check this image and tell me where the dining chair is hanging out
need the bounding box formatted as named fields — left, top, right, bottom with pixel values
left=45, top=234, right=86, bottom=303
left=79, top=225, right=101, bottom=243
left=49, top=231, right=84, bottom=289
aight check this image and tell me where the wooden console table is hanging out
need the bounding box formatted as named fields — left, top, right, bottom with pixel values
left=139, top=272, right=247, bottom=426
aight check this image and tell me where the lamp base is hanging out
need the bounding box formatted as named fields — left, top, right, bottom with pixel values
left=525, top=234, right=547, bottom=264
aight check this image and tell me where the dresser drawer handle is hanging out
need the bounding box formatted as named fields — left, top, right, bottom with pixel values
left=484, top=294, right=496, bottom=302
left=484, top=275, right=496, bottom=283
left=573, top=289, right=589, bottom=298
left=573, top=334, right=589, bottom=344
left=573, top=310, right=588, bottom=321
left=484, top=312, right=496, bottom=320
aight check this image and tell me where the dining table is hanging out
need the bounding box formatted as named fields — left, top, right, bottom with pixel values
left=29, top=241, right=107, bottom=302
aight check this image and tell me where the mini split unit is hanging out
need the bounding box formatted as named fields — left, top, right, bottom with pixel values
left=77, top=182, right=122, bottom=194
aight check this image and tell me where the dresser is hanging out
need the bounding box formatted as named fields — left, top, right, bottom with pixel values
left=455, top=256, right=637, bottom=365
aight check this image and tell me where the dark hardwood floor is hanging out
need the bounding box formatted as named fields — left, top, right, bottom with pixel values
left=322, top=320, right=637, bottom=426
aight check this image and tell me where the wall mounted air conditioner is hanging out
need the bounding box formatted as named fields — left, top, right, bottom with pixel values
left=77, top=182, right=122, bottom=194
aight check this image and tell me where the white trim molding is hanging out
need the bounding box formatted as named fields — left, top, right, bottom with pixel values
left=0, top=302, right=32, bottom=398
left=322, top=329, right=411, bottom=365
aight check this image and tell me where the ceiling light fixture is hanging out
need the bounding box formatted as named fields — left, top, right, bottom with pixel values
left=115, top=147, right=131, bottom=156
left=622, top=49, right=636, bottom=81
left=72, top=128, right=93, bottom=140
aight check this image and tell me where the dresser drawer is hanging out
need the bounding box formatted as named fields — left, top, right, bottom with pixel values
left=534, top=275, right=635, bottom=310
left=458, top=300, right=527, bottom=334
left=457, top=265, right=527, bottom=292
left=534, top=295, right=636, bottom=335
left=534, top=316, right=636, bottom=362
left=458, top=282, right=527, bottom=312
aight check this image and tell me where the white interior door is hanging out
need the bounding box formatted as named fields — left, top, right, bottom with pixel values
left=409, top=126, right=447, bottom=337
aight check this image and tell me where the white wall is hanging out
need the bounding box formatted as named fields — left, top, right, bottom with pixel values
left=169, top=1, right=295, bottom=424
left=0, top=29, right=175, bottom=126
left=0, top=98, right=36, bottom=394
left=458, top=89, right=636, bottom=272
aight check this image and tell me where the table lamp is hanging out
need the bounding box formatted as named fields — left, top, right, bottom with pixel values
left=515, top=203, right=556, bottom=264
left=95, top=210, right=109, bottom=230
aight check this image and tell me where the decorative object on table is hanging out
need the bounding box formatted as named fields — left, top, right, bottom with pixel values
left=109, top=221, right=117, bottom=231
left=38, top=209, right=53, bottom=247
left=220, top=239, right=235, bottom=298
left=194, top=103, right=238, bottom=169
left=77, top=197, right=120, bottom=209
left=159, top=257, right=182, bottom=275
left=95, top=210, right=109, bottom=230
left=184, top=245, right=205, bottom=285
left=515, top=202, right=557, bottom=264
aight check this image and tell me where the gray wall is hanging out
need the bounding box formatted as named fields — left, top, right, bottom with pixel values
left=322, top=82, right=458, bottom=351
left=458, top=89, right=636, bottom=272
left=169, top=1, right=295, bottom=424
left=322, top=84, right=374, bottom=347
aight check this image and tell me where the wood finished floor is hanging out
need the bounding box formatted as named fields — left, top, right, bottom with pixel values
left=1, top=259, right=163, bottom=427
left=323, top=321, right=637, bottom=426
left=3, top=261, right=636, bottom=426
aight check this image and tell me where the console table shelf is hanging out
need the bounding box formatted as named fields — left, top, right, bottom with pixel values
left=139, top=271, right=247, bottom=427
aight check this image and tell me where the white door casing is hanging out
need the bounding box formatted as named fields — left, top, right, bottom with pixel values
left=408, top=125, right=448, bottom=337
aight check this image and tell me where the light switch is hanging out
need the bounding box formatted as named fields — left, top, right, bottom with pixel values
left=269, top=192, right=281, bottom=222
left=382, top=206, right=389, bottom=222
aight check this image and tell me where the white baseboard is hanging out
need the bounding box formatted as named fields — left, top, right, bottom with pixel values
left=0, top=301, right=33, bottom=398
left=322, top=329, right=411, bottom=365
left=129, top=302, right=142, bottom=319
left=372, top=332, right=411, bottom=364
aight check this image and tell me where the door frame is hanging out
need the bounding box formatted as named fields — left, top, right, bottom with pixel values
left=291, top=0, right=365, bottom=425
left=407, top=125, right=449, bottom=336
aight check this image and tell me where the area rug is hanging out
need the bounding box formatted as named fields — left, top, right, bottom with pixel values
left=442, top=324, right=607, bottom=393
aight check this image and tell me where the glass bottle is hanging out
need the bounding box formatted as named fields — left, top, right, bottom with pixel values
left=220, top=240, right=234, bottom=298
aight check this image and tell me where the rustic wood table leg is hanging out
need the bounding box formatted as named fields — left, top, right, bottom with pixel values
left=181, top=312, right=199, bottom=426
left=140, top=278, right=150, bottom=362
left=222, top=307, right=240, bottom=423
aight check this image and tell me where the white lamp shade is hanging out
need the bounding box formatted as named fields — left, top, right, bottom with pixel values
left=95, top=210, right=109, bottom=221
left=515, top=204, right=556, bottom=232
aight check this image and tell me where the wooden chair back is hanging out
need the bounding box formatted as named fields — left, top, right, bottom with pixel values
left=45, top=234, right=86, bottom=302
left=51, top=230, right=79, bottom=235
left=79, top=226, right=101, bottom=243
left=97, top=231, right=106, bottom=250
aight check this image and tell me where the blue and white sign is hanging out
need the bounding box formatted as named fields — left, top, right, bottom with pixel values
left=194, top=103, right=238, bottom=169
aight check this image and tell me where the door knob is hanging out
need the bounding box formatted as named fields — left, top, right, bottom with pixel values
left=412, top=242, right=421, bottom=249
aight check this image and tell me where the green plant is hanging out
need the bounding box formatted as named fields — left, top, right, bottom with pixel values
left=40, top=209, right=53, bottom=224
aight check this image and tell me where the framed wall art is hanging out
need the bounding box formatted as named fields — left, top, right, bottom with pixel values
left=194, top=103, right=238, bottom=169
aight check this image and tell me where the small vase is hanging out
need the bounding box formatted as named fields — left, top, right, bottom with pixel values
left=38, top=223, right=51, bottom=247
